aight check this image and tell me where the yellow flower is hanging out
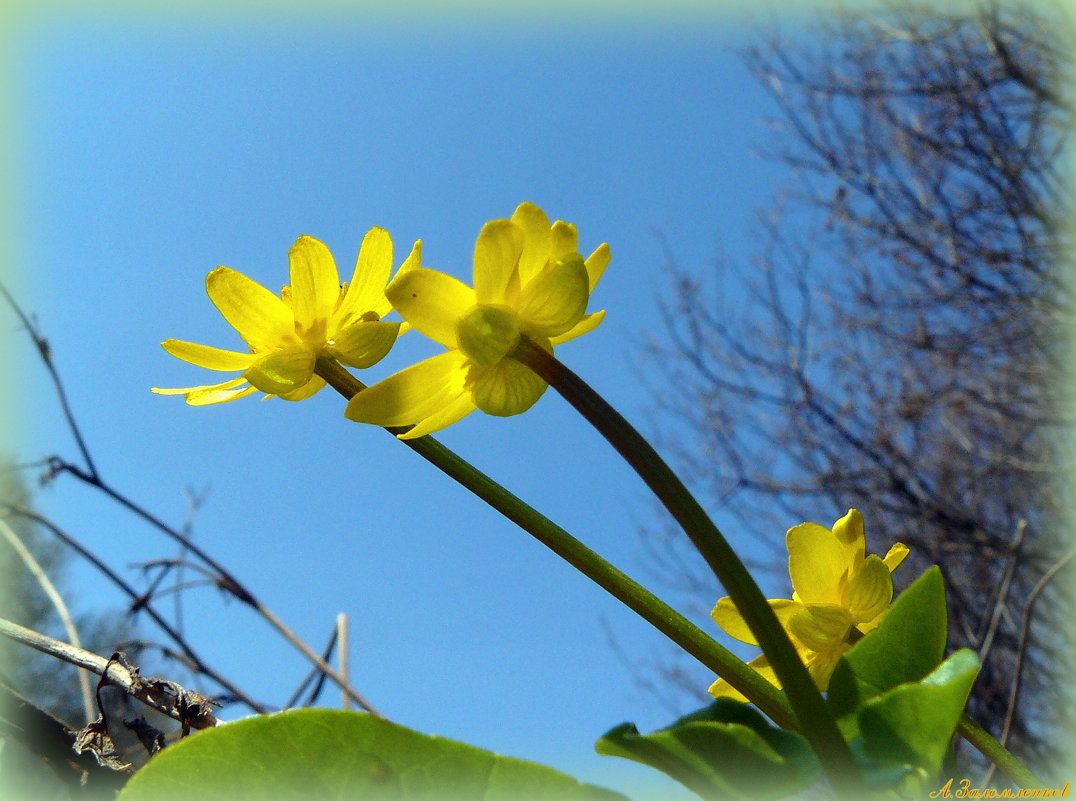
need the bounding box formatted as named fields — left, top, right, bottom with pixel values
left=344, top=202, right=610, bottom=438
left=153, top=230, right=420, bottom=405
left=708, top=509, right=909, bottom=700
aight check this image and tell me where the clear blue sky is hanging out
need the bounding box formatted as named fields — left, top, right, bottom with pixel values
left=8, top=6, right=812, bottom=799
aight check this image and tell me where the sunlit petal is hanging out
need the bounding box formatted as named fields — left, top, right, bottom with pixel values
left=831, top=508, right=867, bottom=571
left=289, top=236, right=341, bottom=333
left=387, top=268, right=475, bottom=349
left=804, top=645, right=849, bottom=691
left=473, top=219, right=523, bottom=305
left=206, top=267, right=297, bottom=349
left=550, top=220, right=578, bottom=259
left=186, top=384, right=260, bottom=405
left=708, top=654, right=777, bottom=701
left=471, top=355, right=547, bottom=416
left=338, top=227, right=393, bottom=323
left=278, top=375, right=326, bottom=402
left=345, top=351, right=469, bottom=428
left=517, top=254, right=589, bottom=337
left=789, top=604, right=853, bottom=652
left=328, top=320, right=401, bottom=369
left=844, top=554, right=893, bottom=623
left=712, top=597, right=802, bottom=647
left=243, top=345, right=316, bottom=394
left=584, top=243, right=611, bottom=292
left=787, top=522, right=849, bottom=605
left=883, top=542, right=910, bottom=572
left=376, top=239, right=423, bottom=318
left=511, top=202, right=552, bottom=286
left=398, top=391, right=477, bottom=440
left=550, top=310, right=605, bottom=346
left=151, top=376, right=248, bottom=395
left=161, top=340, right=256, bottom=371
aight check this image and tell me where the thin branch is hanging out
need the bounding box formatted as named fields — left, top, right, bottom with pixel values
left=0, top=282, right=99, bottom=480
left=0, top=617, right=218, bottom=730
left=0, top=516, right=95, bottom=724
left=2, top=505, right=267, bottom=715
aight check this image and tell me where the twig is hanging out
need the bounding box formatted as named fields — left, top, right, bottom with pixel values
left=3, top=285, right=381, bottom=718
left=46, top=456, right=381, bottom=716
left=0, top=282, right=98, bottom=480
left=977, top=519, right=1027, bottom=662
left=285, top=623, right=339, bottom=709
left=337, top=613, right=350, bottom=710
left=2, top=505, right=267, bottom=714
left=982, top=546, right=1076, bottom=786
left=0, top=516, right=95, bottom=724
left=0, top=617, right=218, bottom=730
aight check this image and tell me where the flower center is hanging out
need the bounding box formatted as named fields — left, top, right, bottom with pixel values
left=457, top=304, right=521, bottom=368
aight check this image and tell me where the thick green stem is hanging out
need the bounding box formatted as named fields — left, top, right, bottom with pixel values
left=314, top=356, right=795, bottom=729
left=511, top=338, right=865, bottom=797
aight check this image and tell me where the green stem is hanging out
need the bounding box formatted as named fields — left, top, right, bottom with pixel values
left=511, top=338, right=865, bottom=797
left=314, top=357, right=795, bottom=729
left=958, top=716, right=1043, bottom=789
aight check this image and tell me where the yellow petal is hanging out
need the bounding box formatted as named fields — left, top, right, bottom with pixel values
left=471, top=355, right=547, bottom=416
left=338, top=227, right=393, bottom=323
left=473, top=219, right=523, bottom=305
left=327, top=320, right=401, bottom=369
left=186, top=384, right=260, bottom=405
left=345, top=351, right=469, bottom=428
left=398, top=391, right=477, bottom=440
left=883, top=542, right=910, bottom=572
left=804, top=645, right=849, bottom=691
left=788, top=604, right=853, bottom=652
left=456, top=305, right=520, bottom=368
left=831, top=508, right=867, bottom=570
left=511, top=202, right=552, bottom=287
left=584, top=242, right=611, bottom=292
left=378, top=239, right=423, bottom=319
left=151, top=376, right=248, bottom=395
left=517, top=254, right=589, bottom=337
left=160, top=340, right=256, bottom=371
left=243, top=345, right=316, bottom=394
left=386, top=268, right=475, bottom=349
left=288, top=236, right=341, bottom=334
left=550, top=309, right=605, bottom=346
left=550, top=220, right=578, bottom=259
left=787, top=522, right=850, bottom=605
left=708, top=654, right=778, bottom=700
left=278, top=374, right=326, bottom=402
left=206, top=267, right=297, bottom=349
left=711, top=597, right=802, bottom=646
left=844, top=554, right=893, bottom=623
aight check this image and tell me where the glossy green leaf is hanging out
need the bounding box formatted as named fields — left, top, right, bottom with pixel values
left=858, top=649, right=980, bottom=778
left=596, top=699, right=819, bottom=800
left=837, top=567, right=948, bottom=707
left=116, top=709, right=627, bottom=801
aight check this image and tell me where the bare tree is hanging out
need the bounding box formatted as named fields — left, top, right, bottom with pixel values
left=643, top=1, right=1072, bottom=777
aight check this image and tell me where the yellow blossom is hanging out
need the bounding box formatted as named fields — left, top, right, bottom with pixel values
left=709, top=509, right=909, bottom=700
left=344, top=202, right=610, bottom=438
left=153, top=230, right=419, bottom=405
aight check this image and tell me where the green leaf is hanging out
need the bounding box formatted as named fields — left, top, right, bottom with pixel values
left=834, top=567, right=948, bottom=711
left=858, top=649, right=980, bottom=778
left=116, top=709, right=627, bottom=801
left=596, top=699, right=819, bottom=800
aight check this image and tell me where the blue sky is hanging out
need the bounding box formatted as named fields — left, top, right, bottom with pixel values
left=8, top=7, right=811, bottom=798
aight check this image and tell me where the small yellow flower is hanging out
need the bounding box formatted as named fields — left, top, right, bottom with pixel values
left=709, top=509, right=909, bottom=700
left=153, top=230, right=420, bottom=405
left=344, top=203, right=610, bottom=438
